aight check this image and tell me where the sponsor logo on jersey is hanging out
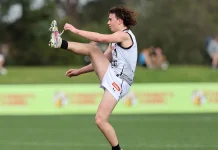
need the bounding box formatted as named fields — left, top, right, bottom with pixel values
left=112, top=82, right=120, bottom=91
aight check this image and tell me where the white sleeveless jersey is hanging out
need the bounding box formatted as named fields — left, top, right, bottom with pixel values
left=111, top=29, right=138, bottom=85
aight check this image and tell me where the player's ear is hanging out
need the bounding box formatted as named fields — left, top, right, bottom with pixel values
left=118, top=18, right=123, bottom=25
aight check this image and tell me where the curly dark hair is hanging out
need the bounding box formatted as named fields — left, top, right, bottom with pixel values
left=109, top=6, right=137, bottom=29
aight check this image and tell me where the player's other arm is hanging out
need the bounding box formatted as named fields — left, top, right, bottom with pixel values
left=65, top=44, right=112, bottom=77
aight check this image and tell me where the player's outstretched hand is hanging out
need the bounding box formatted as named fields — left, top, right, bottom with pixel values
left=64, top=23, right=78, bottom=33
left=65, top=69, right=80, bottom=77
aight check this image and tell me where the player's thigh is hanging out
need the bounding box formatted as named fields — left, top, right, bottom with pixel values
left=89, top=46, right=110, bottom=82
left=96, top=89, right=117, bottom=121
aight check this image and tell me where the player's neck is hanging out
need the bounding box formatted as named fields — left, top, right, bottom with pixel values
left=118, top=26, right=128, bottom=32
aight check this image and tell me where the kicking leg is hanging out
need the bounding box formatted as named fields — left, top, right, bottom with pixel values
left=48, top=20, right=110, bottom=81
left=95, top=89, right=121, bottom=150
left=48, top=21, right=109, bottom=81
left=66, top=41, right=110, bottom=81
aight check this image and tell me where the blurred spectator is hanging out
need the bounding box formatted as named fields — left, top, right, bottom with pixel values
left=138, top=46, right=169, bottom=70
left=0, top=53, right=7, bottom=75
left=153, top=47, right=169, bottom=70
left=0, top=44, right=8, bottom=75
left=207, top=35, right=218, bottom=69
left=138, top=47, right=154, bottom=68
left=205, top=36, right=213, bottom=49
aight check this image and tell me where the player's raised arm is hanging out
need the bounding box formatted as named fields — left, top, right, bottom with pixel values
left=64, top=24, right=129, bottom=43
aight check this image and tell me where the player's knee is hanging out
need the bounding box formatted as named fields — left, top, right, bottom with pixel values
left=95, top=116, right=102, bottom=126
left=95, top=115, right=106, bottom=127
left=87, top=44, right=100, bottom=56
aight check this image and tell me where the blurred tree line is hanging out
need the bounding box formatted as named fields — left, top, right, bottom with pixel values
left=0, top=0, right=218, bottom=66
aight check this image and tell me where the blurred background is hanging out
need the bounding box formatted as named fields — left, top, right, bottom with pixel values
left=0, top=0, right=218, bottom=150
left=1, top=0, right=218, bottom=67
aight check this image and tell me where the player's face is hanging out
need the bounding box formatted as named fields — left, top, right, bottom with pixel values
left=107, top=13, right=120, bottom=32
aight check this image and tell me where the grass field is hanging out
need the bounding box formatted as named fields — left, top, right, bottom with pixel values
left=0, top=65, right=218, bottom=84
left=0, top=114, right=218, bottom=150
left=1, top=66, right=218, bottom=150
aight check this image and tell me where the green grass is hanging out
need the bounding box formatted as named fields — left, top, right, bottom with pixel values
left=0, top=114, right=218, bottom=150
left=1, top=66, right=217, bottom=150
left=0, top=65, right=218, bottom=84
